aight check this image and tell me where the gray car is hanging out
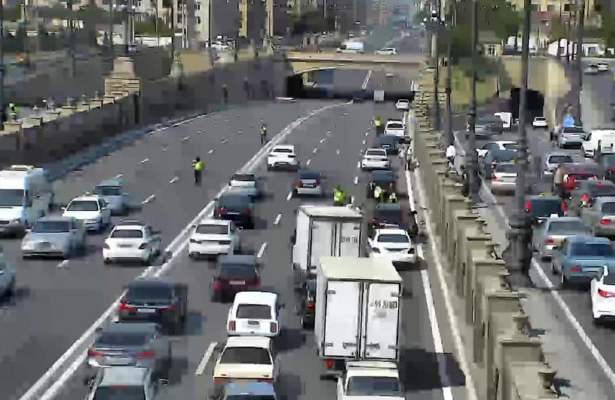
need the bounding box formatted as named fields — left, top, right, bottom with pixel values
left=21, top=216, right=87, bottom=259
left=543, top=152, right=573, bottom=177
left=0, top=251, right=16, bottom=298
left=580, top=196, right=615, bottom=237
left=532, top=216, right=591, bottom=260
left=558, top=126, right=586, bottom=148
left=94, top=178, right=129, bottom=215
left=86, top=366, right=168, bottom=400
left=87, top=322, right=171, bottom=374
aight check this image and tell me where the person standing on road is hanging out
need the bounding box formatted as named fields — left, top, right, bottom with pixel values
left=260, top=122, right=268, bottom=145
left=222, top=84, right=229, bottom=105
left=243, top=77, right=251, bottom=99
left=192, top=157, right=204, bottom=186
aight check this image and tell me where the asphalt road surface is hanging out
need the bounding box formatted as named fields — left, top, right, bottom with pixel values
left=2, top=81, right=464, bottom=400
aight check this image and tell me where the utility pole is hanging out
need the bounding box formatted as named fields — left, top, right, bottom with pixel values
left=467, top=0, right=480, bottom=199
left=0, top=0, right=5, bottom=125
left=508, top=0, right=532, bottom=275
left=575, top=0, right=585, bottom=124
left=109, top=0, right=114, bottom=59
left=170, top=0, right=175, bottom=60
left=22, top=0, right=30, bottom=69
left=445, top=0, right=455, bottom=146
left=67, top=0, right=76, bottom=77
left=432, top=0, right=441, bottom=131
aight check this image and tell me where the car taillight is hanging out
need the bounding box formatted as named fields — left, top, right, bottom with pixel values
left=544, top=238, right=555, bottom=245
left=524, top=200, right=532, bottom=212
left=562, top=201, right=568, bottom=215
left=119, top=299, right=134, bottom=312
left=257, top=378, right=274, bottom=383
left=492, top=175, right=499, bottom=181
left=270, top=322, right=278, bottom=334
left=138, top=243, right=147, bottom=250
left=570, top=265, right=582, bottom=273
left=212, top=280, right=223, bottom=290
left=601, top=218, right=612, bottom=225
left=189, top=239, right=199, bottom=243
left=163, top=303, right=177, bottom=311
left=599, top=288, right=615, bottom=298
left=214, top=377, right=229, bottom=384
left=136, top=350, right=155, bottom=359
left=315, top=178, right=321, bottom=185
left=217, top=208, right=226, bottom=216
left=228, top=320, right=236, bottom=331
left=252, top=276, right=261, bottom=286
left=306, top=301, right=315, bottom=311
left=87, top=349, right=103, bottom=357
left=324, top=359, right=335, bottom=369
left=294, top=179, right=300, bottom=187
left=581, top=193, right=590, bottom=203
left=103, top=243, right=110, bottom=249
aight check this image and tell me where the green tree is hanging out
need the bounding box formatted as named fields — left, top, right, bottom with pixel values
left=2, top=7, right=22, bottom=21
left=548, top=17, right=568, bottom=41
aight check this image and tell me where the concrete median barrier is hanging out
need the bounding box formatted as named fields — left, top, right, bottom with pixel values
left=410, top=70, right=560, bottom=400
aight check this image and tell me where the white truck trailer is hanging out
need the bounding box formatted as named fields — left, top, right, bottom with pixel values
left=291, top=205, right=363, bottom=286
left=315, top=257, right=403, bottom=377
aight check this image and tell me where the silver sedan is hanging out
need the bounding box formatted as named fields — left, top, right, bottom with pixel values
left=21, top=216, right=87, bottom=259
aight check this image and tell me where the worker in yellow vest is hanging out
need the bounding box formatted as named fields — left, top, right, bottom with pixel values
left=192, top=157, right=205, bottom=185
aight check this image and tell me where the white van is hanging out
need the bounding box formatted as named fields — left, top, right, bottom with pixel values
left=494, top=112, right=513, bottom=130
left=0, top=165, right=53, bottom=235
left=582, top=129, right=615, bottom=158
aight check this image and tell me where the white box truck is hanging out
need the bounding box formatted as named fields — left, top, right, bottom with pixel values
left=315, top=257, right=403, bottom=377
left=291, top=205, right=363, bottom=286
left=337, top=40, right=365, bottom=54
left=373, top=90, right=385, bottom=103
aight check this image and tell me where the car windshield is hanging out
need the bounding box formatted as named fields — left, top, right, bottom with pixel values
left=346, top=376, right=402, bottom=397
left=378, top=136, right=398, bottom=145
left=127, top=284, right=173, bottom=301
left=219, top=195, right=250, bottom=209
left=273, top=148, right=293, bottom=154
left=220, top=347, right=272, bottom=364
left=548, top=220, right=586, bottom=233
left=548, top=155, right=573, bottom=164
left=570, top=243, right=615, bottom=257
left=111, top=229, right=143, bottom=239
left=528, top=199, right=562, bottom=217
left=535, top=117, right=546, bottom=121
left=387, top=122, right=403, bottom=129
left=196, top=224, right=228, bottom=235
left=0, top=189, right=24, bottom=207
left=602, top=202, right=615, bottom=214
left=67, top=200, right=99, bottom=212
left=373, top=172, right=394, bottom=182
left=299, top=171, right=320, bottom=180
left=589, top=184, right=615, bottom=196
left=97, top=332, right=150, bottom=347
left=94, top=186, right=122, bottom=196
left=93, top=387, right=146, bottom=400
left=502, top=143, right=518, bottom=150
left=366, top=150, right=385, bottom=157
left=378, top=234, right=409, bottom=243
left=495, top=164, right=517, bottom=173
left=232, top=174, right=255, bottom=182
left=236, top=304, right=272, bottom=319
left=563, top=127, right=585, bottom=133
left=32, top=221, right=71, bottom=233
left=219, top=264, right=257, bottom=279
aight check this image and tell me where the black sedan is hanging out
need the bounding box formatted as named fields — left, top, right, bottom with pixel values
left=375, top=135, right=401, bottom=155
left=367, top=170, right=397, bottom=198
left=214, top=192, right=255, bottom=229
left=210, top=255, right=261, bottom=302
left=368, top=202, right=406, bottom=237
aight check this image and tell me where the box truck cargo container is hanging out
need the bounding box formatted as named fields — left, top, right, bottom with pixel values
left=291, top=205, right=363, bottom=286
left=315, top=257, right=402, bottom=377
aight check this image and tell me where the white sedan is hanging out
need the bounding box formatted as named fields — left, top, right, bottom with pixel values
left=62, top=194, right=112, bottom=232
left=267, top=145, right=298, bottom=170
left=361, top=148, right=390, bottom=170
left=102, top=220, right=162, bottom=264
left=532, top=117, right=548, bottom=129
left=188, top=219, right=240, bottom=258
left=384, top=120, right=405, bottom=137
left=227, top=291, right=281, bottom=337
left=598, top=62, right=610, bottom=72
left=395, top=99, right=410, bottom=111
left=591, top=265, right=615, bottom=324
left=213, top=336, right=278, bottom=384
left=367, top=228, right=417, bottom=267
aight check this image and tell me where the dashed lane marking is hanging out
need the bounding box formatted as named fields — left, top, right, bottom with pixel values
left=57, top=260, right=69, bottom=269
left=274, top=214, right=282, bottom=226
left=141, top=194, right=156, bottom=205
left=257, top=242, right=268, bottom=258
left=306, top=159, right=311, bottom=166
left=286, top=191, right=293, bottom=201
left=195, top=342, right=218, bottom=376
left=169, top=176, right=179, bottom=184
left=313, top=148, right=318, bottom=154
left=140, top=158, right=149, bottom=164
left=181, top=136, right=190, bottom=142
left=353, top=176, right=358, bottom=185
left=114, top=174, right=123, bottom=179
left=336, top=149, right=340, bottom=155
left=208, top=149, right=215, bottom=154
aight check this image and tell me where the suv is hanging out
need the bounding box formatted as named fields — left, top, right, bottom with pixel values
left=85, top=366, right=167, bottom=400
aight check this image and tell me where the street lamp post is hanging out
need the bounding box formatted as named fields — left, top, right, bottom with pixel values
left=67, top=0, right=76, bottom=77
left=508, top=0, right=532, bottom=275
left=445, top=0, right=456, bottom=146
left=467, top=0, right=480, bottom=199
left=575, top=0, right=585, bottom=124
left=432, top=3, right=441, bottom=132
left=0, top=0, right=5, bottom=125
left=109, top=0, right=115, bottom=59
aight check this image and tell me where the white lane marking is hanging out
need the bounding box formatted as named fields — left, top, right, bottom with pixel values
left=208, top=149, right=215, bottom=154
left=306, top=159, right=311, bottom=166
left=356, top=161, right=360, bottom=169
left=173, top=114, right=204, bottom=127
left=141, top=194, right=156, bottom=205
left=23, top=102, right=347, bottom=400
left=195, top=342, right=218, bottom=376
left=182, top=136, right=190, bottom=142
left=257, top=242, right=268, bottom=258
left=162, top=146, right=168, bottom=152
left=362, top=140, right=366, bottom=145
left=365, top=131, right=369, bottom=137
left=320, top=138, right=325, bottom=144
left=353, top=176, right=359, bottom=185
left=361, top=69, right=373, bottom=90
left=56, top=260, right=69, bottom=269
left=221, top=138, right=228, bottom=144
left=140, top=158, right=149, bottom=164
left=336, top=149, right=340, bottom=155
left=274, top=214, right=282, bottom=226
left=313, top=148, right=318, bottom=154
left=169, top=176, right=179, bottom=184
left=114, top=173, right=123, bottom=179
left=286, top=191, right=293, bottom=201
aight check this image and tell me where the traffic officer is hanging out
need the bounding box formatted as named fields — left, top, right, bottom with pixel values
left=374, top=185, right=384, bottom=202
left=374, top=116, right=383, bottom=134
left=333, top=185, right=347, bottom=206
left=192, top=157, right=205, bottom=185
left=260, top=123, right=268, bottom=145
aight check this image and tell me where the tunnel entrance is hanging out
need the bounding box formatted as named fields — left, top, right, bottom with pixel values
left=509, top=88, right=544, bottom=122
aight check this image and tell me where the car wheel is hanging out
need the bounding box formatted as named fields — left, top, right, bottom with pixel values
left=103, top=258, right=111, bottom=265
left=211, top=292, right=220, bottom=302
left=300, top=315, right=308, bottom=329
left=551, top=263, right=557, bottom=274
left=561, top=273, right=568, bottom=288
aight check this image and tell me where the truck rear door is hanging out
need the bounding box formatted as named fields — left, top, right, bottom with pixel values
left=309, top=219, right=333, bottom=271
left=336, top=220, right=361, bottom=257
left=323, top=280, right=361, bottom=358
left=361, top=282, right=401, bottom=360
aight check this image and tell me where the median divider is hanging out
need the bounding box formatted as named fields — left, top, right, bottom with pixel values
left=410, top=70, right=560, bottom=400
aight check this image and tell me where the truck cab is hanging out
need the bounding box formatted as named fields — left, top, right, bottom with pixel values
left=337, top=361, right=404, bottom=400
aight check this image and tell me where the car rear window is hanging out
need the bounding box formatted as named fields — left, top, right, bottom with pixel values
left=273, top=148, right=293, bottom=153
left=94, top=186, right=122, bottom=196
left=563, top=127, right=585, bottom=133
left=528, top=199, right=562, bottom=217
left=346, top=376, right=402, bottom=397
left=93, top=386, right=146, bottom=400
left=111, top=229, right=143, bottom=239
left=602, top=202, right=615, bottom=214
left=548, top=221, right=586, bottom=233
left=227, top=396, right=275, bottom=400
left=570, top=243, right=615, bottom=257
left=220, top=264, right=257, bottom=279
left=570, top=173, right=597, bottom=181
left=232, top=174, right=255, bottom=182
left=219, top=195, right=251, bottom=209
left=220, top=347, right=272, bottom=364
left=196, top=224, right=228, bottom=235
left=299, top=171, right=320, bottom=180
left=548, top=155, right=573, bottom=164
left=604, top=274, right=615, bottom=285
left=67, top=200, right=99, bottom=212
left=495, top=164, right=517, bottom=173
left=32, top=221, right=71, bottom=233
left=378, top=234, right=409, bottom=243
left=127, top=284, right=173, bottom=301
left=366, top=150, right=385, bottom=157
left=97, top=332, right=150, bottom=347
left=502, top=143, right=518, bottom=150
left=236, top=304, right=272, bottom=319
left=589, top=184, right=615, bottom=196
left=387, top=122, right=403, bottom=129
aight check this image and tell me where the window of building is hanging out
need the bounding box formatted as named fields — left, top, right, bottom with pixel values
left=564, top=3, right=571, bottom=11
left=195, top=2, right=200, bottom=10
left=547, top=4, right=555, bottom=12
left=196, top=16, right=202, bottom=24
left=530, top=4, right=539, bottom=11
left=177, top=14, right=182, bottom=22
left=487, top=45, right=496, bottom=56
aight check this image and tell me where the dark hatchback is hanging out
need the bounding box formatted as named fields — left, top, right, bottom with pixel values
left=368, top=202, right=405, bottom=237
left=367, top=170, right=397, bottom=198
left=214, top=193, right=255, bottom=229
left=211, top=255, right=261, bottom=302
left=118, top=279, right=188, bottom=334
left=296, top=278, right=317, bottom=329
left=524, top=195, right=567, bottom=225
left=481, top=149, right=518, bottom=178
left=375, top=135, right=401, bottom=155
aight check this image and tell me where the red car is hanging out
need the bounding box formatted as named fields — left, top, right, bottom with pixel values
left=210, top=255, right=260, bottom=302
left=554, top=162, right=604, bottom=198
